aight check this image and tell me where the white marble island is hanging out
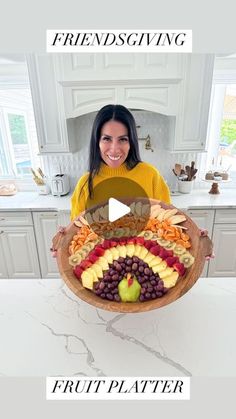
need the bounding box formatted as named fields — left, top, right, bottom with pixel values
left=0, top=277, right=235, bottom=377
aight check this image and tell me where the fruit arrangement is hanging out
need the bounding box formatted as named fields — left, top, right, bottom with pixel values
left=67, top=201, right=196, bottom=304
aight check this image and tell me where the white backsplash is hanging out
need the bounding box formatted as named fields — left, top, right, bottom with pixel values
left=42, top=110, right=201, bottom=193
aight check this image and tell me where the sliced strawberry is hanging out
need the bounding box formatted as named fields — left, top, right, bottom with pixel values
left=165, top=256, right=179, bottom=267
left=144, top=240, right=153, bottom=249
left=80, top=259, right=92, bottom=270
left=101, top=240, right=111, bottom=249
left=149, top=245, right=161, bottom=256
left=158, top=248, right=171, bottom=260
left=109, top=240, right=118, bottom=247
left=94, top=247, right=105, bottom=256
left=173, top=262, right=186, bottom=276
left=119, top=238, right=127, bottom=245
left=127, top=237, right=136, bottom=244
left=135, top=237, right=145, bottom=245
left=73, top=266, right=84, bottom=279
left=88, top=253, right=99, bottom=263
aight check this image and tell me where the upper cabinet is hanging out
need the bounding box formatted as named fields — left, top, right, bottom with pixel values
left=27, top=53, right=215, bottom=154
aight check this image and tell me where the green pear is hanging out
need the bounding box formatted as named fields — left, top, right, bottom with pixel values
left=118, top=273, right=141, bottom=302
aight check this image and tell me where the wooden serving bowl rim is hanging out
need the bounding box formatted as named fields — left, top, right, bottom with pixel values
left=55, top=198, right=212, bottom=313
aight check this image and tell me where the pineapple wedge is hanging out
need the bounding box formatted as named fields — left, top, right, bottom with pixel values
left=159, top=267, right=174, bottom=279
left=110, top=247, right=120, bottom=260
left=92, top=263, right=103, bottom=279
left=133, top=244, right=142, bottom=257
left=143, top=252, right=156, bottom=264
left=81, top=269, right=95, bottom=289
left=126, top=244, right=135, bottom=257
left=148, top=256, right=162, bottom=267
left=116, top=245, right=127, bottom=258
left=104, top=249, right=113, bottom=264
left=162, top=271, right=179, bottom=288
left=152, top=260, right=167, bottom=273
left=138, top=246, right=149, bottom=259
left=97, top=256, right=109, bottom=270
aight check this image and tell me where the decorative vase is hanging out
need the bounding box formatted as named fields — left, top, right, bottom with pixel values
left=178, top=180, right=194, bottom=194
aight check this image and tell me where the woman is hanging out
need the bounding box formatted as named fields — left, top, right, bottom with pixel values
left=70, top=104, right=171, bottom=221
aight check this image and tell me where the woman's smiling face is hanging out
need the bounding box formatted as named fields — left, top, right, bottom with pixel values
left=99, top=120, right=130, bottom=168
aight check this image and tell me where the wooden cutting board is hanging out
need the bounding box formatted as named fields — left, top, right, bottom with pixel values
left=53, top=198, right=213, bottom=313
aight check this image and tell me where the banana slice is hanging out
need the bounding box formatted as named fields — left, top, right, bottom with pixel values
left=150, top=206, right=162, bottom=218
left=179, top=252, right=195, bottom=268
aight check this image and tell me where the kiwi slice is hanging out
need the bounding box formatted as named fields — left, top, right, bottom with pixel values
left=143, top=230, right=153, bottom=240
left=179, top=252, right=195, bottom=268
left=114, top=228, right=125, bottom=238
left=163, top=241, right=176, bottom=250
left=103, top=230, right=113, bottom=239
left=174, top=244, right=186, bottom=256
left=156, top=237, right=169, bottom=246
left=69, top=253, right=82, bottom=266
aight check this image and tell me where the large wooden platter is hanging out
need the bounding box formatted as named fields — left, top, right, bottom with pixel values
left=53, top=198, right=212, bottom=313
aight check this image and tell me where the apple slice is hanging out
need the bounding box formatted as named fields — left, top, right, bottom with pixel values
left=162, top=271, right=179, bottom=288
left=158, top=267, right=174, bottom=279
left=126, top=244, right=135, bottom=257
left=97, top=256, right=109, bottom=270
left=152, top=260, right=168, bottom=273
left=148, top=256, right=162, bottom=267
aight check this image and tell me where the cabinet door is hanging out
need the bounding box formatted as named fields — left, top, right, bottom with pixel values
left=186, top=209, right=215, bottom=277
left=173, top=54, right=215, bottom=151
left=0, top=232, right=8, bottom=278
left=33, top=212, right=60, bottom=278
left=1, top=227, right=41, bottom=279
left=208, top=224, right=236, bottom=277
left=26, top=54, right=77, bottom=154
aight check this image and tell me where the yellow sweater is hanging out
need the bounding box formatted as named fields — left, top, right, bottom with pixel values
left=71, top=162, right=171, bottom=220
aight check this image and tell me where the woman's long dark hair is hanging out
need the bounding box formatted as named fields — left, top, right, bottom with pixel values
left=86, top=104, right=142, bottom=198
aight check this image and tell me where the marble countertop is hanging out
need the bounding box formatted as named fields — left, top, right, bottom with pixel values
left=0, top=277, right=235, bottom=377
left=0, top=188, right=236, bottom=212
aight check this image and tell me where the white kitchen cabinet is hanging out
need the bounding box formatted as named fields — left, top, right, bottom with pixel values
left=0, top=226, right=41, bottom=279
left=26, top=54, right=77, bottom=154
left=186, top=209, right=215, bottom=277
left=54, top=53, right=183, bottom=82
left=208, top=209, right=236, bottom=277
left=168, top=54, right=215, bottom=151
left=0, top=233, right=8, bottom=278
left=32, top=212, right=60, bottom=278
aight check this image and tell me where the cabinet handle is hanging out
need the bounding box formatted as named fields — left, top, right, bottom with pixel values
left=0, top=230, right=4, bottom=234
left=0, top=218, right=5, bottom=221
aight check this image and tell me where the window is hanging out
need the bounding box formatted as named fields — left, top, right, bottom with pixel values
left=203, top=56, right=236, bottom=183
left=0, top=56, right=40, bottom=178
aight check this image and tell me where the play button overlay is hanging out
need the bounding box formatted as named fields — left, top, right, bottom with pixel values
left=108, top=197, right=130, bottom=222
left=83, top=177, right=151, bottom=239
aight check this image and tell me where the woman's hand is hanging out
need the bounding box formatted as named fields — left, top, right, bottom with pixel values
left=50, top=226, right=66, bottom=258
left=199, top=229, right=215, bottom=260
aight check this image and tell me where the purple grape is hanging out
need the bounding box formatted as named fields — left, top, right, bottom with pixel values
left=156, top=291, right=163, bottom=297
left=138, top=266, right=144, bottom=273
left=112, top=273, right=119, bottom=281
left=147, top=286, right=153, bottom=293
left=126, top=266, right=132, bottom=272
left=144, top=267, right=150, bottom=275
left=99, top=282, right=105, bottom=290
left=145, top=292, right=151, bottom=299
left=132, top=256, right=139, bottom=263
left=114, top=294, right=121, bottom=302
left=139, top=295, right=145, bottom=302
left=132, top=262, right=138, bottom=271
left=151, top=293, right=156, bottom=299
left=126, top=259, right=132, bottom=266
left=144, top=275, right=149, bottom=281
left=150, top=280, right=156, bottom=286
left=100, top=293, right=106, bottom=298
left=118, top=257, right=124, bottom=263
left=107, top=293, right=113, bottom=300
